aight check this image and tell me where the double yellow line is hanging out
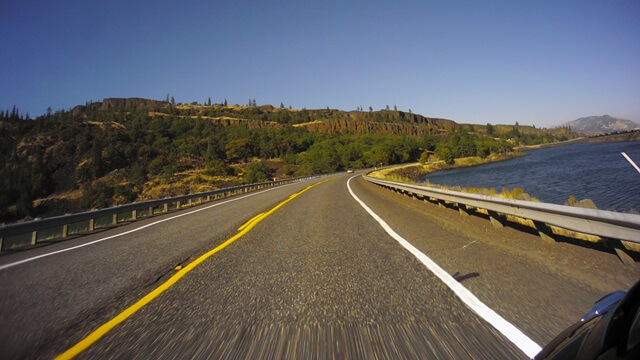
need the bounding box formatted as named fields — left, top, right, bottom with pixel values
left=56, top=179, right=330, bottom=359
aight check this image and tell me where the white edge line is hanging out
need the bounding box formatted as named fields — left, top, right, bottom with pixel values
left=347, top=175, right=542, bottom=359
left=0, top=181, right=305, bottom=271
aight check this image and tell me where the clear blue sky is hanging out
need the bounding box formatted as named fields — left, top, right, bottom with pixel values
left=1, top=0, right=639, bottom=127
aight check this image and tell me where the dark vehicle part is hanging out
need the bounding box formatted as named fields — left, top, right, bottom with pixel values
left=536, top=280, right=640, bottom=360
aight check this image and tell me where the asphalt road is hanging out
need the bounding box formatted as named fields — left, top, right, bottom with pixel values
left=1, top=173, right=638, bottom=359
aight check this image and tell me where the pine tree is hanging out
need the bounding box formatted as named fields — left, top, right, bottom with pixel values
left=280, top=102, right=285, bottom=109
left=224, top=99, right=228, bottom=106
left=171, top=96, right=175, bottom=105
left=207, top=97, right=212, bottom=106
left=385, top=105, right=390, bottom=110
left=165, top=94, right=170, bottom=103
left=394, top=105, right=397, bottom=111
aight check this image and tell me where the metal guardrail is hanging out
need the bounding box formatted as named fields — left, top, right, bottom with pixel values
left=364, top=176, right=640, bottom=244
left=0, top=175, right=318, bottom=252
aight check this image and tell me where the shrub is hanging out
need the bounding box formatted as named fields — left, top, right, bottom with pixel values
left=243, top=161, right=273, bottom=184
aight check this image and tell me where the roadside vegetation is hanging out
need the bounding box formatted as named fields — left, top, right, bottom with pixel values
left=0, top=99, right=574, bottom=222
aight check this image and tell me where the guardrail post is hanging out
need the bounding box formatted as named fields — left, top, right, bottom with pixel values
left=187, top=199, right=192, bottom=206
left=89, top=219, right=95, bottom=231
left=176, top=200, right=181, bottom=209
left=31, top=231, right=37, bottom=245
left=62, top=224, right=69, bottom=237
left=605, top=238, right=636, bottom=266
left=0, top=237, right=3, bottom=251
left=112, top=214, right=118, bottom=225
left=458, top=205, right=470, bottom=217
left=487, top=211, right=504, bottom=229
left=148, top=206, right=154, bottom=216
left=533, top=221, right=556, bottom=245
left=164, top=203, right=169, bottom=212
left=438, top=200, right=446, bottom=209
left=132, top=210, right=137, bottom=220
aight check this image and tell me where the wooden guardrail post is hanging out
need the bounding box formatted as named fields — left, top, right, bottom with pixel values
left=31, top=231, right=37, bottom=245
left=148, top=206, right=154, bottom=216
left=164, top=203, right=169, bottom=212
left=605, top=238, right=636, bottom=266
left=112, top=214, right=118, bottom=225
left=533, top=221, right=556, bottom=245
left=0, top=237, right=3, bottom=251
left=187, top=199, right=192, bottom=206
left=62, top=224, right=69, bottom=237
left=176, top=200, right=181, bottom=209
left=458, top=205, right=470, bottom=217
left=89, top=219, right=95, bottom=231
left=487, top=210, right=504, bottom=229
left=132, top=210, right=137, bottom=220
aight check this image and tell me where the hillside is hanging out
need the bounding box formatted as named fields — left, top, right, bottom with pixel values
left=558, top=115, right=640, bottom=135
left=0, top=98, right=575, bottom=222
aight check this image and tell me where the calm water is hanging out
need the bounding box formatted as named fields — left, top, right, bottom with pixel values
left=421, top=142, right=640, bottom=212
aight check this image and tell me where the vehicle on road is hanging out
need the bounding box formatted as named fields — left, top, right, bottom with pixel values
left=347, top=169, right=354, bottom=173
left=536, top=280, right=640, bottom=359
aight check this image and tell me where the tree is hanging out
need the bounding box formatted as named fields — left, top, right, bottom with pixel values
left=224, top=99, right=228, bottom=106
left=171, top=96, right=175, bottom=105
left=89, top=139, right=104, bottom=178
left=369, top=106, right=373, bottom=113
left=419, top=151, right=429, bottom=165
left=225, top=138, right=252, bottom=162
left=243, top=161, right=273, bottom=184
left=486, top=123, right=495, bottom=135
left=207, top=97, right=212, bottom=106
left=435, top=143, right=454, bottom=164
left=394, top=105, right=397, bottom=111
left=385, top=105, right=390, bottom=110
left=409, top=109, right=412, bottom=114
left=280, top=102, right=285, bottom=109
left=165, top=94, right=170, bottom=103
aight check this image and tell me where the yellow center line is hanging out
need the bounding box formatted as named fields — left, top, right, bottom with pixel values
left=237, top=211, right=265, bottom=231
left=55, top=178, right=331, bottom=360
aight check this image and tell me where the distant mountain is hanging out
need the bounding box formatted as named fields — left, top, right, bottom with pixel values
left=558, top=115, right=640, bottom=135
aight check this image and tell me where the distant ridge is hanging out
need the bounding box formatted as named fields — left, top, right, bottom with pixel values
left=558, top=115, right=640, bottom=135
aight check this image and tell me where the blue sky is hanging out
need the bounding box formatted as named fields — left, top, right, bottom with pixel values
left=1, top=0, right=639, bottom=127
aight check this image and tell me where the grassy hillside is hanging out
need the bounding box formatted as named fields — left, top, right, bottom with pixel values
left=0, top=98, right=575, bottom=222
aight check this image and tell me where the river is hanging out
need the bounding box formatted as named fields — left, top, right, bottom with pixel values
left=420, top=142, right=640, bottom=213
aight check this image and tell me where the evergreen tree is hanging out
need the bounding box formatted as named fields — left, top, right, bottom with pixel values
left=394, top=105, right=397, bottom=111
left=280, top=102, right=285, bottom=109
left=171, top=96, right=175, bottom=105
left=207, top=97, right=212, bottom=106
left=224, top=99, right=228, bottom=106
left=385, top=105, right=390, bottom=110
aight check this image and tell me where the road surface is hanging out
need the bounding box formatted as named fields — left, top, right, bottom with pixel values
left=1, top=173, right=637, bottom=359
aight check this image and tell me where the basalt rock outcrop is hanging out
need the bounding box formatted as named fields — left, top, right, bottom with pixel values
left=72, top=98, right=166, bottom=116
left=300, top=119, right=442, bottom=136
